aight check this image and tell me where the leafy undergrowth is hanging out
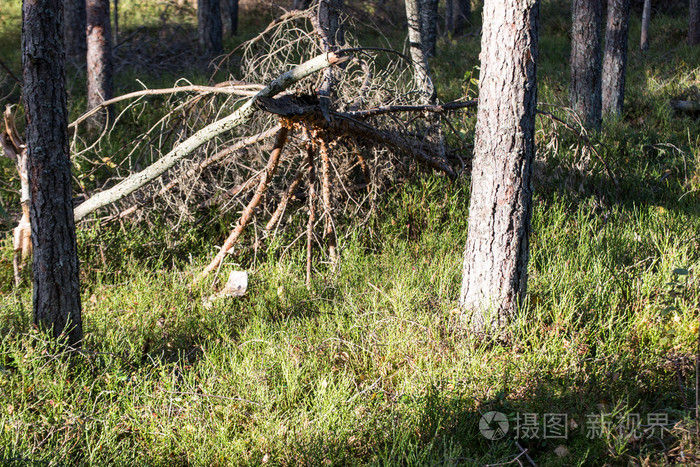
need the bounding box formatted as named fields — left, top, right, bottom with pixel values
left=2, top=0, right=700, bottom=465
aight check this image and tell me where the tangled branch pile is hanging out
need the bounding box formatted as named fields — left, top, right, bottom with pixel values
left=72, top=6, right=475, bottom=285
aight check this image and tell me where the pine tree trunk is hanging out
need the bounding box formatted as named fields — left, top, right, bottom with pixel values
left=64, top=0, right=87, bottom=62
left=22, top=0, right=83, bottom=345
left=453, top=0, right=470, bottom=36
left=459, top=0, right=539, bottom=334
left=445, top=0, right=454, bottom=33
left=229, top=0, right=238, bottom=36
left=420, top=0, right=438, bottom=57
left=690, top=0, right=700, bottom=45
left=198, top=0, right=223, bottom=56
left=405, top=0, right=435, bottom=102
left=641, top=0, right=651, bottom=51
left=294, top=0, right=313, bottom=9
left=601, top=0, right=631, bottom=117
left=86, top=0, right=113, bottom=129
left=570, top=0, right=603, bottom=129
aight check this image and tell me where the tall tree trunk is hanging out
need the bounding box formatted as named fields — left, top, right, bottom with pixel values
left=405, top=0, right=436, bottom=102
left=64, top=0, right=87, bottom=63
left=86, top=0, right=114, bottom=129
left=453, top=0, right=470, bottom=36
left=570, top=0, right=603, bottom=129
left=445, top=0, right=454, bottom=33
left=113, top=0, right=119, bottom=44
left=420, top=0, right=438, bottom=57
left=294, top=0, right=313, bottom=9
left=640, top=0, right=651, bottom=51
left=198, top=0, right=223, bottom=56
left=690, top=0, right=700, bottom=45
left=229, top=0, right=238, bottom=36
left=22, top=0, right=83, bottom=345
left=601, top=0, right=631, bottom=117
left=459, top=0, right=539, bottom=334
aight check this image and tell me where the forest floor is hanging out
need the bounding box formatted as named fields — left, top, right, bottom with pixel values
left=1, top=0, right=700, bottom=465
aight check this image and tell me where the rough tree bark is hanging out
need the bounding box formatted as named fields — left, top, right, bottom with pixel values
left=64, top=0, right=86, bottom=62
left=87, top=0, right=114, bottom=129
left=641, top=0, right=651, bottom=51
left=22, top=0, right=83, bottom=344
left=405, top=0, right=436, bottom=102
left=459, top=0, right=539, bottom=334
left=198, top=0, right=223, bottom=56
left=570, top=0, right=603, bottom=129
left=420, top=0, right=438, bottom=56
left=690, top=0, right=700, bottom=45
left=601, top=0, right=631, bottom=117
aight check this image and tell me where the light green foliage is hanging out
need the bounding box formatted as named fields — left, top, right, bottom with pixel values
left=1, top=1, right=700, bottom=465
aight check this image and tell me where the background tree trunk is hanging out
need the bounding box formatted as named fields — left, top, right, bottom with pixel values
left=64, top=0, right=87, bottom=63
left=294, top=0, right=313, bottom=9
left=601, top=0, right=631, bottom=117
left=22, top=0, right=83, bottom=345
left=641, top=0, right=651, bottom=51
left=198, top=0, right=223, bottom=56
left=221, top=0, right=238, bottom=36
left=445, top=0, right=454, bottom=33
left=453, top=0, right=470, bottom=36
left=690, top=0, right=700, bottom=45
left=570, top=0, right=603, bottom=129
left=459, top=0, right=539, bottom=334
left=405, top=0, right=436, bottom=102
left=420, top=0, right=438, bottom=56
left=87, top=0, right=114, bottom=129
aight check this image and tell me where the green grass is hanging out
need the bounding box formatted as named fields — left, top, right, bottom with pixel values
left=2, top=1, right=700, bottom=465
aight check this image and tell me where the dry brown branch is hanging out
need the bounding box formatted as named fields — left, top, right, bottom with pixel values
left=265, top=165, right=305, bottom=232
left=195, top=125, right=290, bottom=284
left=305, top=135, right=317, bottom=288
left=317, top=136, right=337, bottom=263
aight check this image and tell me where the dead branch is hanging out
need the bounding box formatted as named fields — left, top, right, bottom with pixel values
left=305, top=135, right=317, bottom=288
left=74, top=52, right=347, bottom=223
left=195, top=125, right=290, bottom=284
left=317, top=135, right=337, bottom=263
left=536, top=108, right=619, bottom=190
left=265, top=165, right=305, bottom=232
left=107, top=125, right=281, bottom=222
left=70, top=83, right=263, bottom=130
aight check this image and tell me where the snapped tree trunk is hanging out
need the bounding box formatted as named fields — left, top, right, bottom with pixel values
left=22, top=0, right=83, bottom=345
left=198, top=0, right=223, bottom=56
left=420, top=0, right=438, bottom=56
left=459, top=0, right=539, bottom=334
left=405, top=0, right=436, bottom=103
left=690, top=0, right=700, bottom=45
left=641, top=0, right=651, bottom=51
left=570, top=0, right=603, bottom=129
left=601, top=0, right=631, bottom=117
left=87, top=0, right=114, bottom=130
left=64, top=0, right=87, bottom=62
